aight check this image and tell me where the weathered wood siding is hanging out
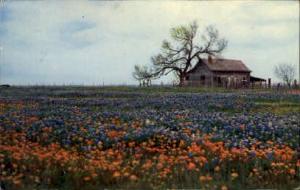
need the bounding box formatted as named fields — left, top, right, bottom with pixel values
left=184, top=62, right=214, bottom=86
left=185, top=62, right=251, bottom=87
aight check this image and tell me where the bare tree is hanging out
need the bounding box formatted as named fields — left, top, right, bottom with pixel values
left=132, top=65, right=156, bottom=87
left=274, top=63, right=296, bottom=87
left=149, top=21, right=227, bottom=86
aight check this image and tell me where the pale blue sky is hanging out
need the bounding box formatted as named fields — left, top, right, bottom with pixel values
left=0, top=1, right=299, bottom=85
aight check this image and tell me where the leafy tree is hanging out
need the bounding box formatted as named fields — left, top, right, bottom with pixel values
left=149, top=21, right=228, bottom=86
left=274, top=63, right=296, bottom=87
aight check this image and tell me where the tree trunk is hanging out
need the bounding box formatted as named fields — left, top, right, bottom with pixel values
left=179, top=74, right=186, bottom=87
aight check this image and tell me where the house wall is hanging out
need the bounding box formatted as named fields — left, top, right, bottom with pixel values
left=184, top=62, right=214, bottom=86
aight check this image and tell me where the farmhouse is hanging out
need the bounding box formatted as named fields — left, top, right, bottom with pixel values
left=184, top=57, right=263, bottom=88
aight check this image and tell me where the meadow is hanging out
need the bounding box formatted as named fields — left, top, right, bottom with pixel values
left=0, top=86, right=299, bottom=190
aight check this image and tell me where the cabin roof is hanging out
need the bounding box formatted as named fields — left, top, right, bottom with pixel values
left=250, top=76, right=266, bottom=82
left=189, top=58, right=251, bottom=73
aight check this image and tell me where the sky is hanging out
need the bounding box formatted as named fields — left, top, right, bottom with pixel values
left=0, top=0, right=299, bottom=85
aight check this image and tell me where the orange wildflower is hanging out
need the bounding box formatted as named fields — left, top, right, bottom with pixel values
left=289, top=169, right=296, bottom=175
left=113, top=171, right=121, bottom=178
left=142, top=160, right=153, bottom=170
left=214, top=166, right=220, bottom=172
left=231, top=172, right=238, bottom=179
left=297, top=160, right=300, bottom=167
left=199, top=175, right=206, bottom=182
left=13, top=179, right=21, bottom=185
left=123, top=172, right=130, bottom=177
left=128, top=142, right=135, bottom=147
left=156, top=162, right=164, bottom=170
left=179, top=140, right=185, bottom=147
left=187, top=162, right=196, bottom=170
left=91, top=173, right=98, bottom=178
left=130, top=175, right=138, bottom=181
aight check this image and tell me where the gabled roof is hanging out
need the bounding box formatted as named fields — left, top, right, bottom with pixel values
left=189, top=58, right=251, bottom=73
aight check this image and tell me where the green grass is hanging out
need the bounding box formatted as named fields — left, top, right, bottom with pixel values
left=0, top=85, right=276, bottom=98
left=253, top=101, right=300, bottom=115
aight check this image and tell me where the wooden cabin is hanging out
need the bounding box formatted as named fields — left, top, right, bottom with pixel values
left=184, top=57, right=252, bottom=88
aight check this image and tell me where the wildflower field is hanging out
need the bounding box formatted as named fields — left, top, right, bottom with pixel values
left=0, top=86, right=299, bottom=190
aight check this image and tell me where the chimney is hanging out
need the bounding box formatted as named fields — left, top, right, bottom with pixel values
left=208, top=55, right=213, bottom=64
